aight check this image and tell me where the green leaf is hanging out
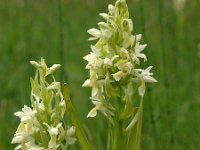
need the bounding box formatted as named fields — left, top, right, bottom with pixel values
left=126, top=97, right=143, bottom=150
left=62, top=83, right=92, bottom=150
left=126, top=109, right=142, bottom=150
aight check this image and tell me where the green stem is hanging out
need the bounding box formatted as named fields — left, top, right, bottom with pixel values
left=113, top=99, right=126, bottom=150
left=62, top=83, right=92, bottom=150
left=113, top=119, right=125, bottom=150
left=126, top=96, right=143, bottom=150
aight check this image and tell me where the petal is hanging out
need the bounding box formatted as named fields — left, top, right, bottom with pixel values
left=136, top=53, right=147, bottom=61
left=23, top=105, right=32, bottom=113
left=67, top=126, right=76, bottom=136
left=49, top=128, right=59, bottom=136
left=88, top=37, right=98, bottom=41
left=136, top=34, right=142, bottom=42
left=82, top=79, right=91, bottom=87
left=46, top=64, right=61, bottom=76
left=83, top=53, right=95, bottom=62
left=108, top=4, right=115, bottom=15
left=99, top=13, right=114, bottom=23
left=14, top=111, right=24, bottom=118
left=135, top=44, right=147, bottom=53
left=87, top=107, right=97, bottom=118
left=11, top=136, right=23, bottom=144
left=91, top=87, right=99, bottom=99
left=112, top=71, right=124, bottom=81
left=92, top=101, right=102, bottom=107
left=56, top=122, right=63, bottom=129
left=47, top=82, right=61, bottom=90
left=16, top=123, right=26, bottom=133
left=14, top=145, right=22, bottom=150
left=104, top=58, right=112, bottom=66
left=143, top=76, right=157, bottom=83
left=21, top=116, right=32, bottom=123
left=114, top=59, right=126, bottom=70
left=66, top=137, right=77, bottom=145
left=138, top=81, right=145, bottom=96
left=120, top=48, right=129, bottom=60
left=30, top=61, right=40, bottom=69
left=141, top=66, right=153, bottom=76
left=87, top=28, right=101, bottom=38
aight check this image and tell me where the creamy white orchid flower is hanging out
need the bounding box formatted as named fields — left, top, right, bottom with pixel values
left=131, top=43, right=147, bottom=64
left=30, top=61, right=40, bottom=69
left=87, top=28, right=101, bottom=40
left=25, top=140, right=45, bottom=150
left=84, top=52, right=103, bottom=70
left=113, top=62, right=133, bottom=81
left=83, top=0, right=156, bottom=122
left=120, top=48, right=129, bottom=61
left=13, top=59, right=76, bottom=149
left=112, top=71, right=124, bottom=81
left=122, top=19, right=133, bottom=32
left=66, top=126, right=76, bottom=145
left=14, top=105, right=37, bottom=124
left=11, top=123, right=33, bottom=144
left=47, top=82, right=61, bottom=90
left=67, top=126, right=76, bottom=136
left=46, top=64, right=61, bottom=76
left=82, top=79, right=91, bottom=87
left=104, top=58, right=113, bottom=66
left=132, top=66, right=157, bottom=83
left=108, top=4, right=115, bottom=15
left=87, top=101, right=104, bottom=118
left=140, top=66, right=157, bottom=82
left=132, top=66, right=157, bottom=96
left=43, top=122, right=62, bottom=149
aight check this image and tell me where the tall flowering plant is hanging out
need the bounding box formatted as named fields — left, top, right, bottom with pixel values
left=11, top=0, right=157, bottom=149
left=11, top=58, right=76, bottom=150
left=83, top=0, right=157, bottom=149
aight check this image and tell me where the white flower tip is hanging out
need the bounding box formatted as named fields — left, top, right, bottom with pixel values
left=112, top=71, right=123, bottom=81
left=104, top=58, right=112, bottom=66
left=46, top=64, right=61, bottom=75
left=67, top=126, right=76, bottom=136
left=50, top=128, right=59, bottom=136
left=11, top=136, right=23, bottom=144
left=152, top=78, right=157, bottom=83
left=136, top=34, right=142, bottom=41
left=108, top=4, right=115, bottom=14
left=47, top=82, right=61, bottom=90
left=87, top=28, right=101, bottom=37
left=99, top=13, right=108, bottom=18
left=67, top=137, right=77, bottom=145
left=82, top=79, right=91, bottom=87
left=87, top=108, right=97, bottom=118
left=144, top=76, right=157, bottom=83
left=30, top=61, right=40, bottom=68
left=21, top=116, right=32, bottom=123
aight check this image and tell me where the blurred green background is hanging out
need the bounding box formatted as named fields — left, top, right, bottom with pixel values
left=0, top=0, right=200, bottom=149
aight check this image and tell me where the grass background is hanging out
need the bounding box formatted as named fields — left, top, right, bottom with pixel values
left=0, top=0, right=200, bottom=149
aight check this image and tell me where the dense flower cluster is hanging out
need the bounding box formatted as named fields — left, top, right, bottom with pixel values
left=11, top=58, right=76, bottom=150
left=83, top=0, right=156, bottom=119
